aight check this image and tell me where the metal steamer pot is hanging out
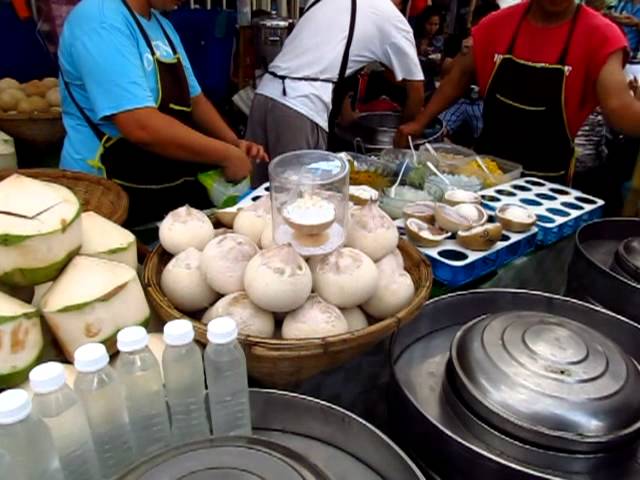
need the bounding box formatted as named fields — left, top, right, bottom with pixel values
left=121, top=389, right=425, bottom=479
left=253, top=14, right=295, bottom=69
left=334, top=112, right=445, bottom=154
left=390, top=289, right=640, bottom=480
left=565, top=218, right=640, bottom=325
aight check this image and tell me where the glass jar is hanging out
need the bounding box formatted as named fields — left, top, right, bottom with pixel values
left=268, top=150, right=349, bottom=256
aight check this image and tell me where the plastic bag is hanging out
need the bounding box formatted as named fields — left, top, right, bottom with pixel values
left=197, top=170, right=251, bottom=208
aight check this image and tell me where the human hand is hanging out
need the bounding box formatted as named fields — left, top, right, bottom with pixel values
left=237, top=140, right=269, bottom=163
left=394, top=121, right=425, bottom=148
left=222, top=147, right=252, bottom=182
left=628, top=76, right=640, bottom=99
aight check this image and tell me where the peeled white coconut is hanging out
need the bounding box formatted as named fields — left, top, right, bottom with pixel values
left=0, top=291, right=43, bottom=388
left=80, top=212, right=137, bottom=269
left=260, top=217, right=275, bottom=249
left=201, top=234, right=258, bottom=295
left=41, top=256, right=150, bottom=361
left=362, top=268, right=415, bottom=320
left=161, top=248, right=218, bottom=312
left=341, top=307, right=369, bottom=332
left=202, top=292, right=275, bottom=337
left=244, top=244, right=312, bottom=312
left=159, top=205, right=215, bottom=255
left=347, top=202, right=399, bottom=261
left=282, top=294, right=349, bottom=339
left=31, top=281, right=53, bottom=307
left=376, top=249, right=404, bottom=273
left=0, top=174, right=82, bottom=287
left=312, top=247, right=378, bottom=308
left=233, top=196, right=271, bottom=245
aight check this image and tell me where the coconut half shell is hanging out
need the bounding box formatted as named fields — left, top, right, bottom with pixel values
left=454, top=203, right=488, bottom=227
left=443, top=189, right=481, bottom=206
left=456, top=223, right=503, bottom=251
left=434, top=203, right=473, bottom=233
left=496, top=204, right=537, bottom=233
left=406, top=218, right=450, bottom=247
left=403, top=201, right=437, bottom=224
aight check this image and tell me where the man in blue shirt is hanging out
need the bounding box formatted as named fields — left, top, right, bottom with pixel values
left=59, top=0, right=267, bottom=225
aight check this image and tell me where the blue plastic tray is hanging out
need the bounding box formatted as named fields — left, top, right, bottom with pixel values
left=480, top=178, right=604, bottom=246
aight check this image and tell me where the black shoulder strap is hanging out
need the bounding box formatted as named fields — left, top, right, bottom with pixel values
left=60, top=70, right=106, bottom=142
left=506, top=4, right=530, bottom=56
left=328, top=0, right=357, bottom=130
left=120, top=0, right=177, bottom=56
left=557, top=4, right=582, bottom=65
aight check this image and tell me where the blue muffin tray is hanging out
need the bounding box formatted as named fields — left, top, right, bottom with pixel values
left=479, top=178, right=605, bottom=246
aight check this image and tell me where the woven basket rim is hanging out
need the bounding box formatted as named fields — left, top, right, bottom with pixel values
left=143, top=237, right=432, bottom=348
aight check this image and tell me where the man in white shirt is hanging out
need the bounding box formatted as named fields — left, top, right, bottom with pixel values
left=246, top=0, right=424, bottom=183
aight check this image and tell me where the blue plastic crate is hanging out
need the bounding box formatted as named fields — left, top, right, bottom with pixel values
left=480, top=178, right=604, bottom=246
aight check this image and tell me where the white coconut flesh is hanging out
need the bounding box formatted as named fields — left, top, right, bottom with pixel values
left=41, top=256, right=150, bottom=361
left=202, top=292, right=275, bottom=338
left=244, top=245, right=312, bottom=313
left=341, top=307, right=369, bottom=332
left=159, top=205, right=215, bottom=255
left=347, top=202, right=399, bottom=261
left=0, top=291, right=43, bottom=387
left=282, top=294, right=349, bottom=339
left=161, top=248, right=219, bottom=312
left=80, top=212, right=137, bottom=269
left=313, top=247, right=379, bottom=308
left=201, top=234, right=258, bottom=295
left=31, top=281, right=53, bottom=307
left=362, top=269, right=415, bottom=320
left=0, top=174, right=82, bottom=286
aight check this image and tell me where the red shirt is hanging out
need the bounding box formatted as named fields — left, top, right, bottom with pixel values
left=472, top=3, right=627, bottom=137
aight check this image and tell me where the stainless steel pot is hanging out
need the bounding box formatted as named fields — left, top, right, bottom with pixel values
left=390, top=289, right=640, bottom=480
left=253, top=14, right=295, bottom=68
left=565, top=218, right=640, bottom=325
left=334, top=112, right=445, bottom=154
left=122, top=389, right=425, bottom=479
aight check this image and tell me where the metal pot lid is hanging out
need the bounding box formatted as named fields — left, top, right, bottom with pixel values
left=253, top=14, right=294, bottom=28
left=449, top=310, right=640, bottom=452
left=615, top=237, right=640, bottom=283
left=121, top=436, right=330, bottom=479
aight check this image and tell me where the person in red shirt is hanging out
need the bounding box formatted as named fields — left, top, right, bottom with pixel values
left=396, top=0, right=640, bottom=185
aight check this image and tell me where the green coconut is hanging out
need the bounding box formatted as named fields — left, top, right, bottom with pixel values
left=80, top=212, right=137, bottom=269
left=0, top=174, right=82, bottom=287
left=0, top=291, right=43, bottom=388
left=41, top=255, right=150, bottom=361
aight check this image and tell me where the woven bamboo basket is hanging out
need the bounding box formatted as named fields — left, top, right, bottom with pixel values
left=0, top=112, right=65, bottom=146
left=144, top=238, right=433, bottom=387
left=0, top=168, right=129, bottom=225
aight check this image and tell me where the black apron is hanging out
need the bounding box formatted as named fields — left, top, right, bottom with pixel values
left=475, top=4, right=582, bottom=185
left=63, top=0, right=210, bottom=227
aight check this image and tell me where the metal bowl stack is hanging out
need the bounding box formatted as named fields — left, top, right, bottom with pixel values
left=391, top=289, right=640, bottom=479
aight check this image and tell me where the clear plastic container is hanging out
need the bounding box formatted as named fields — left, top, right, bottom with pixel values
left=73, top=343, right=135, bottom=479
left=162, top=320, right=210, bottom=444
left=204, top=317, right=252, bottom=436
left=30, top=362, right=101, bottom=480
left=269, top=150, right=349, bottom=256
left=0, top=448, right=25, bottom=479
left=116, top=326, right=171, bottom=457
left=0, top=389, right=64, bottom=480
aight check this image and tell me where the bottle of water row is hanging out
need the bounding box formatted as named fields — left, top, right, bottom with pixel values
left=205, top=316, right=252, bottom=436
left=0, top=389, right=64, bottom=480
left=163, top=319, right=210, bottom=444
left=74, top=342, right=135, bottom=479
left=0, top=448, right=25, bottom=480
left=116, top=326, right=171, bottom=457
left=29, top=362, right=101, bottom=480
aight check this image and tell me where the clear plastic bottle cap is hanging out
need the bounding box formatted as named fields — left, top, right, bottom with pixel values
left=117, top=326, right=149, bottom=353
left=74, top=343, right=109, bottom=373
left=207, top=316, right=238, bottom=344
left=0, top=389, right=31, bottom=425
left=29, top=362, right=65, bottom=394
left=164, top=319, right=195, bottom=346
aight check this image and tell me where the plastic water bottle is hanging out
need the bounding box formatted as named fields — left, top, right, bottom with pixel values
left=0, top=389, right=64, bottom=480
left=30, top=362, right=101, bottom=480
left=204, top=316, right=252, bottom=435
left=0, top=448, right=25, bottom=479
left=163, top=319, right=210, bottom=444
left=74, top=343, right=135, bottom=479
left=116, top=326, right=171, bottom=457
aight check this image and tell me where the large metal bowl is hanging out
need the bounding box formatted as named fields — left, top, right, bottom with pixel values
left=390, top=289, right=640, bottom=480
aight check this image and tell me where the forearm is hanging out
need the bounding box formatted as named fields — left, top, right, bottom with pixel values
left=403, top=80, right=425, bottom=121
left=602, top=100, right=640, bottom=136
left=415, top=52, right=474, bottom=128
left=598, top=50, right=640, bottom=137
left=113, top=107, right=240, bottom=167
left=191, top=93, right=239, bottom=146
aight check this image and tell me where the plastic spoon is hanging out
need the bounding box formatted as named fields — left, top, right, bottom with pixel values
left=474, top=155, right=496, bottom=184
left=389, top=136, right=416, bottom=197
